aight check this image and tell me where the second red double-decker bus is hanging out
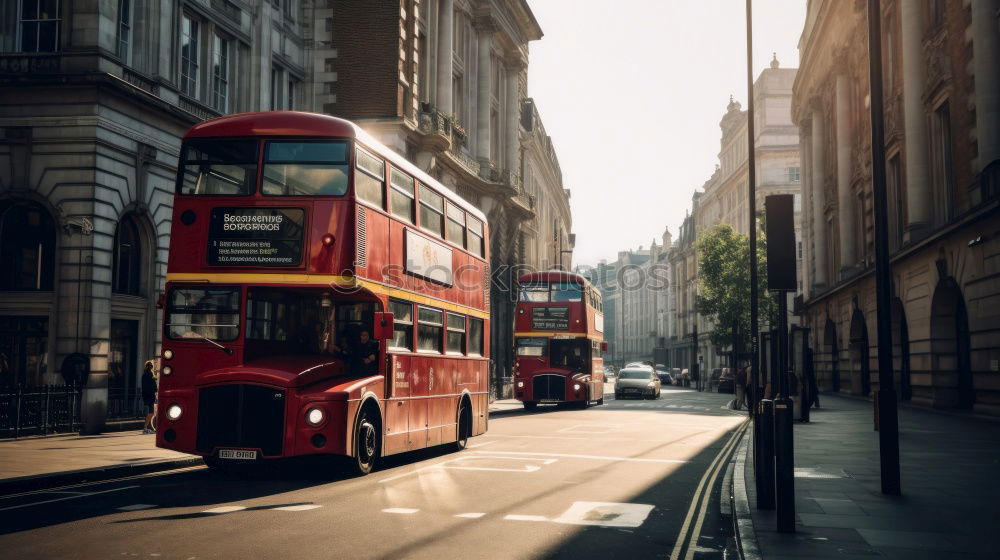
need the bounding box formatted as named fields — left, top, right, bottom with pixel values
left=513, top=271, right=605, bottom=410
left=156, top=111, right=490, bottom=474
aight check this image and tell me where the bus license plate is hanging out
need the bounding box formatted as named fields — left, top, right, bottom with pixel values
left=218, top=449, right=257, bottom=460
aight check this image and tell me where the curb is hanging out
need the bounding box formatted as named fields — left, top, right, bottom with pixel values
left=731, top=425, right=762, bottom=560
left=0, top=457, right=203, bottom=496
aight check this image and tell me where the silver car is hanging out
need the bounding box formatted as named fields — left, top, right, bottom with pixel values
left=614, top=367, right=661, bottom=400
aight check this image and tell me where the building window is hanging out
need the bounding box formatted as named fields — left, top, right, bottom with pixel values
left=286, top=78, right=297, bottom=110
left=788, top=167, right=800, bottom=182
left=887, top=154, right=904, bottom=251
left=0, top=201, right=56, bottom=291
left=0, top=316, right=49, bottom=388
left=112, top=217, right=143, bottom=296
left=117, top=0, right=131, bottom=62
left=931, top=101, right=955, bottom=224
left=18, top=0, right=60, bottom=53
left=180, top=15, right=199, bottom=97
left=212, top=34, right=230, bottom=112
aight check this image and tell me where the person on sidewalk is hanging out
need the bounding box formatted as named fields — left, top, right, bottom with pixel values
left=141, top=360, right=158, bottom=434
left=805, top=347, right=820, bottom=408
left=734, top=366, right=747, bottom=411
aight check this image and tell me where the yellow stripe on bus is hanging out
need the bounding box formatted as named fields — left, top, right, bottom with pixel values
left=513, top=332, right=592, bottom=338
left=164, top=273, right=489, bottom=320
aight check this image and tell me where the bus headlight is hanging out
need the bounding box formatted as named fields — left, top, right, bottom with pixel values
left=166, top=404, right=183, bottom=421
left=517, top=381, right=524, bottom=388
left=573, top=383, right=581, bottom=391
left=163, top=349, right=174, bottom=360
left=306, top=407, right=324, bottom=427
left=161, top=366, right=172, bottom=376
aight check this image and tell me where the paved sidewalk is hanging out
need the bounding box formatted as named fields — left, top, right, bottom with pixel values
left=734, top=394, right=1000, bottom=560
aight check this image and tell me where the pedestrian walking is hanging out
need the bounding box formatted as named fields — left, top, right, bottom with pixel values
left=141, top=360, right=157, bottom=434
left=805, top=347, right=820, bottom=408
left=734, top=366, right=747, bottom=411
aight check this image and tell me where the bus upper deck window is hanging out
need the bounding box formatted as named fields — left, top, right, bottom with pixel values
left=263, top=141, right=350, bottom=196
left=179, top=139, right=258, bottom=195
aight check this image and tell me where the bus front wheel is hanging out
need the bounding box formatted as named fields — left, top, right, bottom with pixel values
left=349, top=408, right=380, bottom=476
left=523, top=401, right=538, bottom=411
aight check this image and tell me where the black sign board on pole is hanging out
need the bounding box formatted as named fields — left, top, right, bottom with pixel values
left=765, top=195, right=797, bottom=292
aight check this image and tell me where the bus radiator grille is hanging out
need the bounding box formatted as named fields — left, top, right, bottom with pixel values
left=533, top=374, right=566, bottom=401
left=196, top=384, right=285, bottom=456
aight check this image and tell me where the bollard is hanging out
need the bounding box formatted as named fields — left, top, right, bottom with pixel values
left=774, top=395, right=795, bottom=532
left=756, top=398, right=775, bottom=510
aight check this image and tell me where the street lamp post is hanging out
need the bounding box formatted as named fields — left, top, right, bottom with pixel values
left=745, top=0, right=760, bottom=413
left=867, top=0, right=901, bottom=496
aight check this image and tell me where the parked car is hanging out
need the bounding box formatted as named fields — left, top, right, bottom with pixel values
left=614, top=367, right=661, bottom=400
left=655, top=368, right=674, bottom=385
left=717, top=367, right=735, bottom=393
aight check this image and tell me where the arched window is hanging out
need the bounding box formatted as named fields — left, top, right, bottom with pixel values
left=112, top=217, right=142, bottom=296
left=0, top=201, right=56, bottom=291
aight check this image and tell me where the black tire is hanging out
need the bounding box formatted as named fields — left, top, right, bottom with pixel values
left=349, top=407, right=380, bottom=476
left=576, top=399, right=589, bottom=410
left=523, top=401, right=538, bottom=411
left=454, top=401, right=471, bottom=451
left=597, top=397, right=604, bottom=405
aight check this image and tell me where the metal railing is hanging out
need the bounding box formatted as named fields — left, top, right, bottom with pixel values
left=0, top=385, right=82, bottom=438
left=106, top=388, right=147, bottom=422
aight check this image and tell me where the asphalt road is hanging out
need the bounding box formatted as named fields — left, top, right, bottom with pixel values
left=0, top=386, right=746, bottom=560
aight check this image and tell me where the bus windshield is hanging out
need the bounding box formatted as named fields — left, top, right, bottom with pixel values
left=262, top=140, right=349, bottom=196
left=516, top=337, right=548, bottom=356
left=179, top=139, right=258, bottom=196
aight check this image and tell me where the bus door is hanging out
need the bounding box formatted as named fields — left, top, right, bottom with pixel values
left=384, top=353, right=409, bottom=455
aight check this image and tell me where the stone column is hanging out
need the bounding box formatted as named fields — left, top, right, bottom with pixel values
left=435, top=0, right=454, bottom=115
left=900, top=0, right=932, bottom=239
left=475, top=19, right=493, bottom=160
left=800, top=122, right=813, bottom=299
left=835, top=73, right=856, bottom=274
left=810, top=106, right=828, bottom=288
left=972, top=0, right=1000, bottom=169
left=504, top=58, right=521, bottom=175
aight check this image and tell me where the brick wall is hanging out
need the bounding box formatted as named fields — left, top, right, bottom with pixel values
left=327, top=0, right=401, bottom=119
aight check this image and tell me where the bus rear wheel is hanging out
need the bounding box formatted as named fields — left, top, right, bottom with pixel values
left=349, top=408, right=380, bottom=476
left=523, top=401, right=538, bottom=411
left=454, top=401, right=472, bottom=451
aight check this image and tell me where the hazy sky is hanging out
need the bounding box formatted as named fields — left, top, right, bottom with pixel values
left=526, top=0, right=807, bottom=266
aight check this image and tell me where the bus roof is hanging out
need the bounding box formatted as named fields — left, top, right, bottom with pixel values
left=518, top=270, right=591, bottom=286
left=184, top=111, right=487, bottom=223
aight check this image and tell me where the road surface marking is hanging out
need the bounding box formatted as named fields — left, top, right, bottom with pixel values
left=669, top=421, right=747, bottom=560
left=202, top=506, right=247, bottom=514
left=0, top=485, right=140, bottom=511
left=455, top=512, right=486, bottom=518
left=272, top=504, right=322, bottom=511
left=382, top=507, right=420, bottom=514
left=0, top=466, right=202, bottom=500
left=438, top=455, right=556, bottom=473
left=472, top=450, right=688, bottom=464
left=553, top=501, right=655, bottom=528
left=467, top=440, right=499, bottom=449
left=117, top=504, right=157, bottom=511
left=556, top=423, right=621, bottom=434
left=504, top=514, right=549, bottom=522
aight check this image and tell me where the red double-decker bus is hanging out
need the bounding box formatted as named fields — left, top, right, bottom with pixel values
left=513, top=271, right=605, bottom=410
left=156, top=111, right=490, bottom=474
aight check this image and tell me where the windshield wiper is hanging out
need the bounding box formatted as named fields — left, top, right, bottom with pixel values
left=189, top=331, right=235, bottom=355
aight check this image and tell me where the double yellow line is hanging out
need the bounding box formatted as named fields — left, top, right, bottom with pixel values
left=669, top=420, right=749, bottom=560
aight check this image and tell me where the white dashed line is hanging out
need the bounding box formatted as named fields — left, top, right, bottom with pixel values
left=504, top=514, right=549, bottom=522
left=472, top=450, right=688, bottom=464
left=382, top=507, right=420, bottom=514
left=454, top=512, right=486, bottom=518
left=202, top=506, right=247, bottom=514
left=272, top=504, right=323, bottom=511
left=117, top=504, right=157, bottom=511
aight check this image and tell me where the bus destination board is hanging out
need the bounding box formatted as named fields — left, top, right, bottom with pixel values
left=532, top=307, right=569, bottom=330
left=207, top=207, right=305, bottom=266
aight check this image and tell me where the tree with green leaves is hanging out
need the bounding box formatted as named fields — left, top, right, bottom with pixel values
left=695, top=223, right=774, bottom=359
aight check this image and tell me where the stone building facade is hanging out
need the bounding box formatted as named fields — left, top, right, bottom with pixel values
left=319, top=0, right=569, bottom=396
left=794, top=0, right=1000, bottom=414
left=0, top=0, right=308, bottom=432
left=665, top=60, right=802, bottom=375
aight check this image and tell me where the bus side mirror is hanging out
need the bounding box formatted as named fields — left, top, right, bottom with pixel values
left=373, top=312, right=394, bottom=341
left=601, top=342, right=608, bottom=353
